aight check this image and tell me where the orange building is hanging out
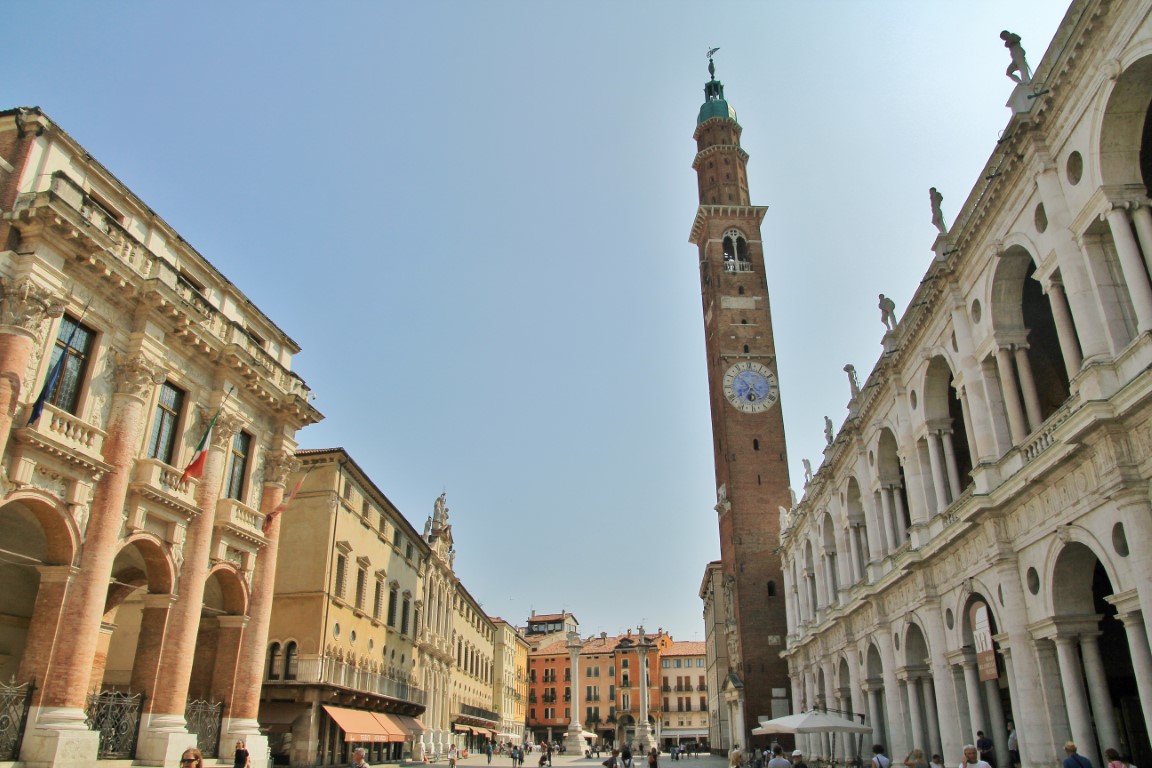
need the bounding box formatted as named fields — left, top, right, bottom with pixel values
left=527, top=628, right=673, bottom=749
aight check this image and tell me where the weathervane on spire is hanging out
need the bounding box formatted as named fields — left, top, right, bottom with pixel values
left=707, top=46, right=720, bottom=79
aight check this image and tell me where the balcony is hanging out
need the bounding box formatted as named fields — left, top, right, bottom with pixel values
left=215, top=497, right=265, bottom=542
left=266, top=657, right=426, bottom=706
left=14, top=403, right=109, bottom=481
left=724, top=259, right=753, bottom=273
left=129, top=458, right=199, bottom=515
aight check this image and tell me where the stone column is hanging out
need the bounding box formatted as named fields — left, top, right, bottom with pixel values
left=920, top=678, right=941, bottom=758
left=1078, top=634, right=1120, bottom=764
left=924, top=433, right=949, bottom=512
left=224, top=449, right=297, bottom=768
left=905, top=674, right=925, bottom=754
left=920, top=609, right=962, bottom=762
left=939, top=431, right=962, bottom=500
left=88, top=622, right=116, bottom=692
left=1052, top=636, right=1098, bottom=763
left=1044, top=281, right=1083, bottom=378
left=1012, top=348, right=1042, bottom=432
left=0, top=279, right=63, bottom=456
left=891, top=487, right=908, bottom=545
left=982, top=679, right=1008, bottom=768
left=876, top=628, right=908, bottom=758
left=848, top=525, right=864, bottom=584
left=956, top=387, right=980, bottom=465
left=16, top=566, right=77, bottom=691
left=634, top=631, right=655, bottom=751
left=1114, top=610, right=1152, bottom=742
left=565, top=633, right=585, bottom=755
left=865, top=684, right=885, bottom=748
left=210, top=615, right=247, bottom=700
left=960, top=660, right=986, bottom=742
left=1104, top=205, right=1152, bottom=332
left=878, top=487, right=896, bottom=553
left=137, top=405, right=242, bottom=767
left=23, top=353, right=160, bottom=768
left=993, top=348, right=1029, bottom=444
left=129, top=594, right=176, bottom=696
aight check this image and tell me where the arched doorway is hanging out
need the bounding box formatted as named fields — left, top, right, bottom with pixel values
left=959, top=593, right=1012, bottom=768
left=0, top=495, right=76, bottom=685
left=922, top=355, right=972, bottom=509
left=903, top=623, right=940, bottom=758
left=1051, top=542, right=1150, bottom=767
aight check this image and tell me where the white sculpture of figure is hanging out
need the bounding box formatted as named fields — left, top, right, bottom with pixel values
left=1001, top=30, right=1032, bottom=84
left=929, top=187, right=947, bottom=234
left=788, top=486, right=798, bottom=508
left=824, top=416, right=834, bottom=446
left=802, top=458, right=813, bottom=484
left=878, top=293, right=897, bottom=331
left=844, top=364, right=860, bottom=398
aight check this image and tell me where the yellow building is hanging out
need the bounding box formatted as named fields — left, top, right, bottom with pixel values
left=492, top=617, right=530, bottom=744
left=659, top=641, right=709, bottom=750
left=261, top=449, right=427, bottom=766
left=0, top=107, right=319, bottom=768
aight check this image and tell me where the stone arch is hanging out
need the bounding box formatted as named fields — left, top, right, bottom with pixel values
left=1048, top=537, right=1149, bottom=764
left=1098, top=52, right=1152, bottom=190
left=875, top=426, right=911, bottom=548
left=990, top=245, right=1071, bottom=426
left=920, top=354, right=973, bottom=506
left=820, top=512, right=840, bottom=603
left=1044, top=529, right=1121, bottom=616
left=0, top=495, right=80, bottom=682
left=186, top=563, right=250, bottom=702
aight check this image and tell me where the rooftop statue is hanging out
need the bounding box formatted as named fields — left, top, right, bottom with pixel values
left=1001, top=30, right=1032, bottom=84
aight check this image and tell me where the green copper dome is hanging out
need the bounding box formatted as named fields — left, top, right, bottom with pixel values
left=698, top=60, right=737, bottom=124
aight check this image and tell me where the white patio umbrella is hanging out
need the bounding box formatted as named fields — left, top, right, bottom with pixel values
left=752, top=710, right=872, bottom=764
left=753, top=710, right=871, bottom=735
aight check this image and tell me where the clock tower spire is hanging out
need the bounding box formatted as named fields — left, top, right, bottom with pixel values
left=689, top=57, right=792, bottom=740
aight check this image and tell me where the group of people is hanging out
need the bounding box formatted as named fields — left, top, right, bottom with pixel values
left=864, top=733, right=1140, bottom=768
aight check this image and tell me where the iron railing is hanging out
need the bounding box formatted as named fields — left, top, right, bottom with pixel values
left=266, top=657, right=426, bottom=705
left=0, top=678, right=35, bottom=761
left=86, top=690, right=144, bottom=760
left=186, top=699, right=224, bottom=758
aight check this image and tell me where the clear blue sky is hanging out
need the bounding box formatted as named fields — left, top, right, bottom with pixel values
left=7, top=2, right=1067, bottom=642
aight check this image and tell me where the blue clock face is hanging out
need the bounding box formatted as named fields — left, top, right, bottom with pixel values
left=722, top=362, right=779, bottom=413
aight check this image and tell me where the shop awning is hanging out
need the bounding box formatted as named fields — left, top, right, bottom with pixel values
left=396, top=715, right=427, bottom=734
left=322, top=705, right=403, bottom=743
left=454, top=725, right=473, bottom=734
left=373, top=712, right=409, bottom=740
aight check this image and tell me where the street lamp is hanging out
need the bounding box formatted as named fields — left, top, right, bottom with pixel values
left=564, top=632, right=585, bottom=756
left=634, top=626, right=656, bottom=752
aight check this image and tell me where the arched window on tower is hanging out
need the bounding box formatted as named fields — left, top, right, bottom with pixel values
left=267, top=642, right=282, bottom=681
left=285, top=641, right=299, bottom=680
left=723, top=229, right=752, bottom=273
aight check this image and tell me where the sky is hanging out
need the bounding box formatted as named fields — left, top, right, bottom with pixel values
left=6, top=2, right=1069, bottom=643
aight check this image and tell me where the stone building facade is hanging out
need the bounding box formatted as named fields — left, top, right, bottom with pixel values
left=0, top=107, right=319, bottom=768
left=492, top=617, right=530, bottom=743
left=658, top=641, right=710, bottom=750
left=699, top=561, right=734, bottom=754
left=259, top=449, right=427, bottom=766
left=778, top=3, right=1152, bottom=768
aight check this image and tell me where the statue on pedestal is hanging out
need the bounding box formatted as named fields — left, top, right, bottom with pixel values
left=824, top=416, right=834, bottom=446
left=878, top=293, right=898, bottom=331
left=844, top=364, right=860, bottom=399
left=930, top=187, right=948, bottom=234
left=802, top=458, right=813, bottom=485
left=1001, top=30, right=1032, bottom=84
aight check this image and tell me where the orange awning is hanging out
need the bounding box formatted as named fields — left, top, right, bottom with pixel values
left=322, top=705, right=402, bottom=743
left=395, top=715, right=427, bottom=734
left=372, top=712, right=408, bottom=741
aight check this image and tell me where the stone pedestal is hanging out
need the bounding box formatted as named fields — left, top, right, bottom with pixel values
left=18, top=709, right=100, bottom=768
left=135, top=713, right=195, bottom=768
left=1005, top=83, right=1037, bottom=115
left=222, top=722, right=270, bottom=768
left=564, top=723, right=585, bottom=756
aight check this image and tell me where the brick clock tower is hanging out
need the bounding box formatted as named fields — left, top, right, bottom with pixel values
left=689, top=57, right=792, bottom=740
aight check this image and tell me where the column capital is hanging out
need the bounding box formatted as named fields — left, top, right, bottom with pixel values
left=142, top=592, right=178, bottom=609
left=0, top=277, right=66, bottom=337
left=209, top=411, right=247, bottom=448
left=262, top=450, right=300, bottom=487
left=35, top=564, right=80, bottom=582
left=113, top=351, right=167, bottom=400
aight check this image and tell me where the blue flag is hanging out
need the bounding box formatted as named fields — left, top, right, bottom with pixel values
left=27, top=317, right=82, bottom=426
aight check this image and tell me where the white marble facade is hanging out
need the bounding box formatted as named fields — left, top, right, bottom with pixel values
left=780, top=3, right=1152, bottom=768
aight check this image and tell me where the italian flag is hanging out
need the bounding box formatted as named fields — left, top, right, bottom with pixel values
left=262, top=474, right=305, bottom=535
left=181, top=406, right=222, bottom=483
